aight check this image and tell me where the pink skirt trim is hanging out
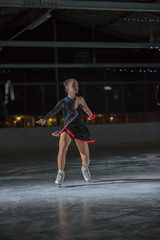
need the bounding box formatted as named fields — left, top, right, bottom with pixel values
left=51, top=127, right=95, bottom=143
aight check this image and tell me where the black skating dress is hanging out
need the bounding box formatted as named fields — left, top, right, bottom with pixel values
left=42, top=96, right=95, bottom=143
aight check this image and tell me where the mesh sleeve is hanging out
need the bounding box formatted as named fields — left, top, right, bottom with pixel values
left=42, top=100, right=65, bottom=120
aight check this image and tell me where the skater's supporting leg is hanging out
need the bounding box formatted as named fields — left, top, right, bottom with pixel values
left=57, top=131, right=72, bottom=170
left=75, top=140, right=91, bottom=182
left=75, top=140, right=90, bottom=168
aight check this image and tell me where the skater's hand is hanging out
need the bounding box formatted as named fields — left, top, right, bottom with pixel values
left=36, top=119, right=46, bottom=126
left=87, top=114, right=96, bottom=120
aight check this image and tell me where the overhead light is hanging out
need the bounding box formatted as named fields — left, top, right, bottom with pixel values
left=28, top=13, right=51, bottom=30
left=103, top=86, right=112, bottom=91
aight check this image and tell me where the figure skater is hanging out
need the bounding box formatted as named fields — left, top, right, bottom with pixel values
left=36, top=78, right=96, bottom=185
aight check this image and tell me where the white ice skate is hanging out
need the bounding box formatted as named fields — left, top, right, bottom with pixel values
left=81, top=167, right=91, bottom=182
left=55, top=170, right=65, bottom=185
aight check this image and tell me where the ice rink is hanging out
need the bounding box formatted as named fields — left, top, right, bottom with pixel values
left=0, top=145, right=160, bottom=240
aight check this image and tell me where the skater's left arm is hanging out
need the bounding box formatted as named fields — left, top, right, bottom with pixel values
left=80, top=97, right=96, bottom=120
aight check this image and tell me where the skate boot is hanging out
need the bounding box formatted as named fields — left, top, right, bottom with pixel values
left=81, top=167, right=91, bottom=182
left=55, top=170, right=65, bottom=185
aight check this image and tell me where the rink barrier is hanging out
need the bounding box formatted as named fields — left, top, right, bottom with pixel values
left=0, top=122, right=160, bottom=153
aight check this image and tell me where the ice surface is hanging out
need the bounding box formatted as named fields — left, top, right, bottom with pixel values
left=0, top=147, right=160, bottom=240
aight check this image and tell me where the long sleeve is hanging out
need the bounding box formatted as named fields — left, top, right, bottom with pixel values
left=42, top=100, right=65, bottom=120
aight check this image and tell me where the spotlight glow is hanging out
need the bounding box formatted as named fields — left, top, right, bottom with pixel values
left=103, top=86, right=112, bottom=91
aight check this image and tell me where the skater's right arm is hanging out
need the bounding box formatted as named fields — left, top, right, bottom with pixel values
left=36, top=100, right=65, bottom=126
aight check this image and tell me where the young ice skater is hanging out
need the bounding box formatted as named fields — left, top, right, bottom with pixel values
left=36, top=78, right=96, bottom=185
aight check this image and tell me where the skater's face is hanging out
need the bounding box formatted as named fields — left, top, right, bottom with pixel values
left=66, top=80, right=79, bottom=94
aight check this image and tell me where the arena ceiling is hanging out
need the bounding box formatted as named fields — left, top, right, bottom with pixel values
left=0, top=0, right=159, bottom=41
left=0, top=0, right=160, bottom=68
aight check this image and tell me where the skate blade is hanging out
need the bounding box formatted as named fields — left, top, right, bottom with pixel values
left=55, top=183, right=63, bottom=188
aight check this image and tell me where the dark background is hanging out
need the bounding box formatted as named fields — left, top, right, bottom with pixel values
left=0, top=1, right=159, bottom=121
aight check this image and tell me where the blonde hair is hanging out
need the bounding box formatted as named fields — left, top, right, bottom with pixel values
left=63, top=78, right=77, bottom=87
left=63, top=78, right=78, bottom=93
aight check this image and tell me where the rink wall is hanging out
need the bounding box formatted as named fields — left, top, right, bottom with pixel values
left=0, top=122, right=160, bottom=152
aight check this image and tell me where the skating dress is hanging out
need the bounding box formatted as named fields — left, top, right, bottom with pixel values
left=42, top=96, right=95, bottom=143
